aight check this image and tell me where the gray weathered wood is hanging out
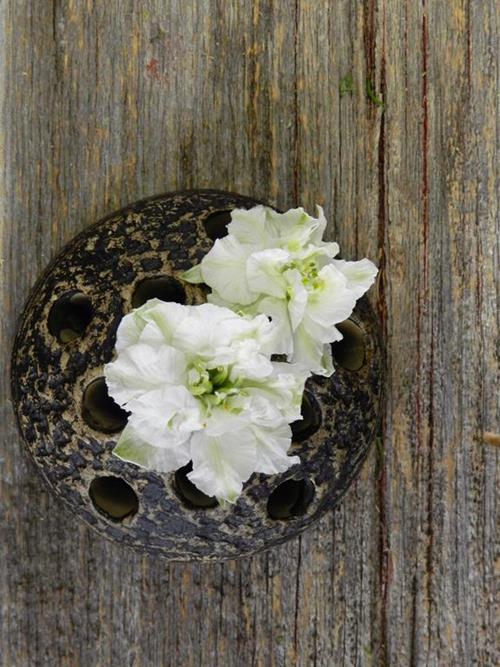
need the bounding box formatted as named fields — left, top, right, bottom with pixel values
left=0, top=1, right=497, bottom=665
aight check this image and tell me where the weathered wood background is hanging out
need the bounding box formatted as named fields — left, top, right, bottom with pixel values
left=0, top=1, right=497, bottom=665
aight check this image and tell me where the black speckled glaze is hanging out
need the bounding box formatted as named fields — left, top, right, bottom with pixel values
left=11, top=190, right=382, bottom=561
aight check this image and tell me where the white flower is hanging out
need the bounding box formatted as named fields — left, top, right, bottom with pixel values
left=104, top=300, right=308, bottom=503
left=183, top=206, right=378, bottom=376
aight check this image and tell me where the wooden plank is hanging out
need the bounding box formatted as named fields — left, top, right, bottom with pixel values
left=381, top=1, right=499, bottom=664
left=0, top=1, right=497, bottom=665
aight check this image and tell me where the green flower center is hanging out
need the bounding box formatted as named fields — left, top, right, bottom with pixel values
left=187, top=363, right=242, bottom=412
left=285, top=257, right=325, bottom=295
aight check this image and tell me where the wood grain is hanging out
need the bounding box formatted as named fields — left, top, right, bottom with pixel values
left=0, top=1, right=497, bottom=665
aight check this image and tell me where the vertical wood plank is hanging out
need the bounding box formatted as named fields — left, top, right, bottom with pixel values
left=381, top=0, right=498, bottom=664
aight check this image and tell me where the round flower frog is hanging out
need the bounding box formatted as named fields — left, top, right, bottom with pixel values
left=183, top=206, right=378, bottom=376
left=104, top=300, right=309, bottom=503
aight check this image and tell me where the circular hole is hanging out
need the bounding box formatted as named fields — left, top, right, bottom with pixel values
left=82, top=377, right=129, bottom=433
left=331, top=319, right=366, bottom=371
left=89, top=476, right=138, bottom=521
left=267, top=478, right=315, bottom=520
left=203, top=210, right=233, bottom=240
left=175, top=462, right=218, bottom=508
left=291, top=391, right=321, bottom=442
left=48, top=291, right=93, bottom=343
left=132, top=276, right=186, bottom=308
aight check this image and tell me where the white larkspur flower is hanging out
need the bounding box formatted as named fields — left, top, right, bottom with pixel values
left=104, top=299, right=308, bottom=503
left=183, top=206, right=378, bottom=376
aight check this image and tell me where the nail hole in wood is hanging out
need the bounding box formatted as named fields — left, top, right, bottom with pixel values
left=82, top=377, right=129, bottom=434
left=48, top=291, right=93, bottom=343
left=291, top=391, right=321, bottom=442
left=331, top=319, right=366, bottom=371
left=267, top=478, right=315, bottom=520
left=89, top=476, right=138, bottom=521
left=175, top=462, right=218, bottom=509
left=203, top=210, right=232, bottom=240
left=132, top=276, right=186, bottom=308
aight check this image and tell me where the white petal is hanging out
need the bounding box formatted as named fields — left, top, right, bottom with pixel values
left=306, top=264, right=357, bottom=328
left=309, top=205, right=328, bottom=243
left=283, top=268, right=309, bottom=331
left=243, top=393, right=286, bottom=427
left=114, top=299, right=161, bottom=352
left=105, top=343, right=187, bottom=406
left=252, top=312, right=283, bottom=356
left=320, top=343, right=335, bottom=376
left=141, top=300, right=191, bottom=344
left=252, top=422, right=300, bottom=474
left=243, top=362, right=308, bottom=422
left=188, top=429, right=257, bottom=503
left=112, top=385, right=202, bottom=472
left=269, top=366, right=309, bottom=420
left=172, top=303, right=263, bottom=363
left=227, top=205, right=278, bottom=248
left=115, top=312, right=144, bottom=352
left=204, top=406, right=248, bottom=435
left=228, top=309, right=282, bottom=359
left=292, top=241, right=339, bottom=266
left=200, top=236, right=255, bottom=305
left=228, top=338, right=274, bottom=380
left=299, top=312, right=331, bottom=345
left=113, top=421, right=191, bottom=472
left=205, top=290, right=230, bottom=307
left=291, top=323, right=330, bottom=376
left=332, top=257, right=378, bottom=298
left=256, top=297, right=294, bottom=355
left=245, top=248, right=290, bottom=299
left=266, top=206, right=326, bottom=249
left=136, top=320, right=169, bottom=348
left=181, top=264, right=203, bottom=284
left=127, top=385, right=203, bottom=435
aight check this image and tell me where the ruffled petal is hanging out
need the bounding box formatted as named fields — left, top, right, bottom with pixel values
left=114, top=299, right=162, bottom=352
left=256, top=296, right=294, bottom=355
left=242, top=362, right=308, bottom=422
left=246, top=248, right=290, bottom=299
left=181, top=264, right=204, bottom=284
left=309, top=205, right=328, bottom=244
left=291, top=322, right=331, bottom=376
left=140, top=300, right=191, bottom=344
left=319, top=343, right=335, bottom=377
left=252, top=422, right=300, bottom=474
left=332, top=257, right=378, bottom=299
left=105, top=343, right=188, bottom=406
left=113, top=421, right=191, bottom=472
left=188, top=428, right=257, bottom=503
left=200, top=236, right=255, bottom=305
left=227, top=205, right=278, bottom=248
left=306, top=264, right=357, bottom=328
left=126, top=385, right=203, bottom=434
left=266, top=206, right=328, bottom=250
left=283, top=268, right=309, bottom=331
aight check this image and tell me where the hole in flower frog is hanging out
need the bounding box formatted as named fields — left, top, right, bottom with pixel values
left=203, top=210, right=232, bottom=240
left=267, top=478, right=315, bottom=520
left=331, top=319, right=366, bottom=371
left=82, top=377, right=129, bottom=433
left=47, top=291, right=93, bottom=343
left=89, top=476, right=138, bottom=521
left=291, top=391, right=321, bottom=442
left=175, top=462, right=218, bottom=509
left=132, top=275, right=186, bottom=308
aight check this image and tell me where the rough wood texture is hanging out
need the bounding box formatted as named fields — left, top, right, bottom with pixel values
left=0, top=1, right=497, bottom=665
